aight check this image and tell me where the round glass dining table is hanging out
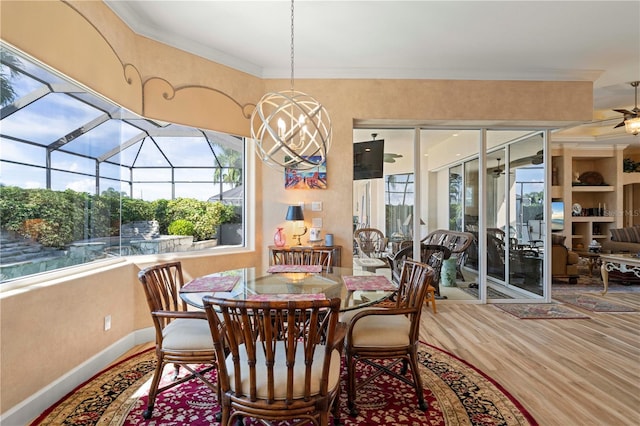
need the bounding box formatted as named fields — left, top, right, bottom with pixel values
left=179, top=266, right=395, bottom=312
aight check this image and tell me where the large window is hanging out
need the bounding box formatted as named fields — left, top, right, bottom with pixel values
left=0, top=45, right=246, bottom=283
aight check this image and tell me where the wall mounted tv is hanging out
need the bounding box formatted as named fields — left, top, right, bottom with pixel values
left=354, top=139, right=384, bottom=180
left=551, top=201, right=564, bottom=231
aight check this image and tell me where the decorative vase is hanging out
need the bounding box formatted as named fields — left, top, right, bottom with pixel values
left=441, top=256, right=457, bottom=287
left=274, top=227, right=286, bottom=247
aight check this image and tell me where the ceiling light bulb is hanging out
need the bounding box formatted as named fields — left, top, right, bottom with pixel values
left=625, top=117, right=640, bottom=136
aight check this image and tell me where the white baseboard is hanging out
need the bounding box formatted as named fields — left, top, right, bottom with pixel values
left=1, top=327, right=154, bottom=426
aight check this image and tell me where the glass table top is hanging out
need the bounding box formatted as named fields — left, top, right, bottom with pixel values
left=179, top=266, right=395, bottom=312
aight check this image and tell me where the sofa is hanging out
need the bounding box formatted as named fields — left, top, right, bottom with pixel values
left=601, top=226, right=640, bottom=254
left=552, top=234, right=580, bottom=284
left=600, top=225, right=640, bottom=284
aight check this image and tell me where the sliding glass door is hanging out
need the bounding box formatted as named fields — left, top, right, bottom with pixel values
left=352, top=127, right=549, bottom=302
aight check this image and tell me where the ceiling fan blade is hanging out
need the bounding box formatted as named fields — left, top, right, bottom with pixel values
left=383, top=153, right=403, bottom=163
left=613, top=108, right=634, bottom=115
left=613, top=120, right=626, bottom=129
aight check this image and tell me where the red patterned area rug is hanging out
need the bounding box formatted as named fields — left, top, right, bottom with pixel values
left=494, top=303, right=590, bottom=319
left=30, top=343, right=537, bottom=426
left=553, top=293, right=637, bottom=312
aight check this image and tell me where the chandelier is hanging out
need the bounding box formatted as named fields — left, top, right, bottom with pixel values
left=250, top=0, right=332, bottom=170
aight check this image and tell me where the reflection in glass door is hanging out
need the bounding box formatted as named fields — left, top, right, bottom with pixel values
left=462, top=158, right=479, bottom=262
left=508, top=135, right=544, bottom=295
left=486, top=149, right=507, bottom=283
left=449, top=165, right=463, bottom=231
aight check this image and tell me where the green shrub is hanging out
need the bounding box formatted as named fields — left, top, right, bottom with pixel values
left=168, top=219, right=195, bottom=236
left=152, top=199, right=171, bottom=234
left=0, top=186, right=237, bottom=247
left=166, top=198, right=229, bottom=241
left=121, top=197, right=154, bottom=223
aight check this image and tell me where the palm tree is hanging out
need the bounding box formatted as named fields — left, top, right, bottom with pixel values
left=213, top=147, right=242, bottom=186
left=1, top=51, right=22, bottom=107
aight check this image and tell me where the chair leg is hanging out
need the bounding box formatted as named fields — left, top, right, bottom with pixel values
left=407, top=349, right=428, bottom=411
left=144, top=357, right=165, bottom=419
left=346, top=354, right=359, bottom=417
left=172, top=363, right=180, bottom=380
left=400, top=358, right=409, bottom=375
left=331, top=382, right=342, bottom=425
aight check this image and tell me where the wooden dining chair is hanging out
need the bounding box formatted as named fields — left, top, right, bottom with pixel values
left=303, top=248, right=334, bottom=271
left=203, top=296, right=346, bottom=426
left=272, top=247, right=334, bottom=271
left=271, top=247, right=299, bottom=265
left=343, top=260, right=435, bottom=417
left=137, top=261, right=217, bottom=420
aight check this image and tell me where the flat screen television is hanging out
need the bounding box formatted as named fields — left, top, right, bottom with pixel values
left=551, top=201, right=564, bottom=231
left=354, top=139, right=384, bottom=180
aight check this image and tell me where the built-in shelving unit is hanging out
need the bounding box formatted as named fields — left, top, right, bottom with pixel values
left=552, top=145, right=625, bottom=250
left=623, top=173, right=640, bottom=186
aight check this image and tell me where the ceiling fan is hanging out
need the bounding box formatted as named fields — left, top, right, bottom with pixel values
left=531, top=150, right=543, bottom=165
left=384, top=153, right=403, bottom=163
left=492, top=158, right=505, bottom=177
left=612, top=81, right=640, bottom=130
left=369, top=133, right=404, bottom=163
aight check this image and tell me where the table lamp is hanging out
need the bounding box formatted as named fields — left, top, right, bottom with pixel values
left=286, top=205, right=307, bottom=245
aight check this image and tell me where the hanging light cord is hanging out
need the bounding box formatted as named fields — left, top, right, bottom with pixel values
left=289, top=0, right=295, bottom=91
left=249, top=0, right=331, bottom=170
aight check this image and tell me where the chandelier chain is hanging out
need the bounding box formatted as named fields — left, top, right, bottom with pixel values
left=249, top=0, right=331, bottom=169
left=290, top=0, right=295, bottom=91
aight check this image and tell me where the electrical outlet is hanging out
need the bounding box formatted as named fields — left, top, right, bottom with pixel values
left=104, top=315, right=111, bottom=331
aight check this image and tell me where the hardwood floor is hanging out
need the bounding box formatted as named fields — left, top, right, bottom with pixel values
left=121, top=289, right=640, bottom=425
left=421, top=291, right=640, bottom=426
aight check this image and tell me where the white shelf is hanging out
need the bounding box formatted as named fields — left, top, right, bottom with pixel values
left=623, top=173, right=640, bottom=185
left=571, top=185, right=614, bottom=192
left=570, top=216, right=615, bottom=223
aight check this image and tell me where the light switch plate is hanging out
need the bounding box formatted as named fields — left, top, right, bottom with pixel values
left=312, top=218, right=323, bottom=228
left=311, top=201, right=322, bottom=211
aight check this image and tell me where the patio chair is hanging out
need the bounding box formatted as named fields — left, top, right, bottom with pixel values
left=354, top=227, right=388, bottom=258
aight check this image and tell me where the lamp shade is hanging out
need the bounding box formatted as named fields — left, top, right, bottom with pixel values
left=286, top=205, right=305, bottom=221
left=625, top=117, right=640, bottom=135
